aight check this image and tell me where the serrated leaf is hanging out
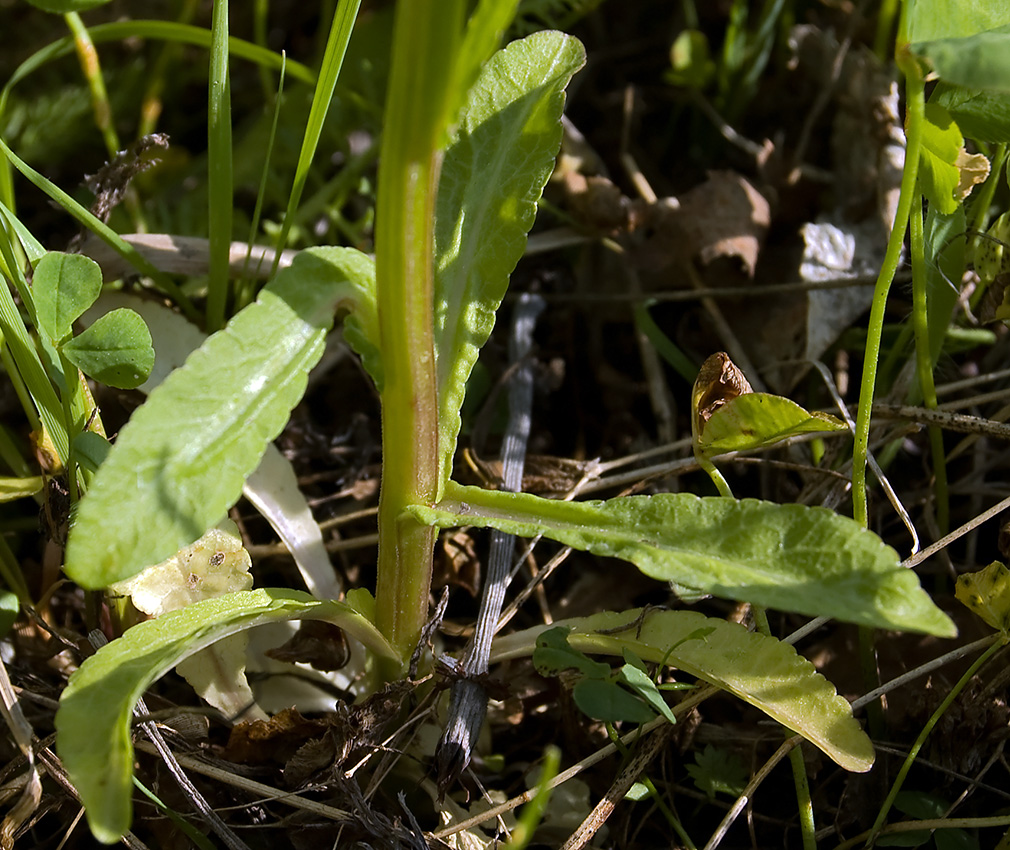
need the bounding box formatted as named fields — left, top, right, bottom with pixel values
left=698, top=393, right=846, bottom=459
left=687, top=744, right=748, bottom=800
left=490, top=608, right=876, bottom=772
left=919, top=104, right=964, bottom=215
left=955, top=561, right=1010, bottom=632
left=411, top=482, right=957, bottom=637
left=61, top=308, right=154, bottom=389
left=573, top=678, right=656, bottom=724
left=64, top=247, right=375, bottom=588
left=433, top=31, right=585, bottom=489
left=55, top=588, right=395, bottom=844
left=910, top=26, right=1010, bottom=93
left=33, top=252, right=103, bottom=344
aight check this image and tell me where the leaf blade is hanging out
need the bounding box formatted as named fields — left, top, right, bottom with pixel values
left=433, top=30, right=585, bottom=488
left=54, top=588, right=396, bottom=844
left=411, top=483, right=956, bottom=637
left=490, top=608, right=876, bottom=772
left=65, top=247, right=375, bottom=588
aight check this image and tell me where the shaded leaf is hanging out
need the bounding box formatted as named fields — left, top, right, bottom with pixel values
left=910, top=27, right=1010, bottom=93
left=55, top=588, right=396, bottom=844
left=64, top=247, right=375, bottom=588
left=412, top=482, right=956, bottom=637
left=618, top=662, right=677, bottom=724
left=433, top=31, right=585, bottom=489
left=61, top=308, right=154, bottom=389
left=572, top=678, right=655, bottom=724
left=24, top=0, right=110, bottom=10
left=687, top=744, right=747, bottom=800
left=533, top=626, right=610, bottom=679
left=490, top=608, right=876, bottom=772
left=932, top=82, right=1010, bottom=142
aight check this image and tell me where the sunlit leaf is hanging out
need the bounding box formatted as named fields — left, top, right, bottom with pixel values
left=61, top=308, right=154, bottom=389
left=411, top=482, right=957, bottom=637
left=490, top=608, right=876, bottom=772
left=32, top=252, right=102, bottom=344
left=698, top=393, right=846, bottom=459
left=55, top=588, right=396, bottom=844
left=433, top=31, right=585, bottom=490
left=64, top=247, right=375, bottom=588
left=955, top=561, right=1010, bottom=632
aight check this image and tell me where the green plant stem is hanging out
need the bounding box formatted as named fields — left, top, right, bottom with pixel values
left=864, top=635, right=1004, bottom=846
left=64, top=13, right=120, bottom=157
left=206, top=0, right=233, bottom=332
left=507, top=745, right=561, bottom=850
left=373, top=0, right=464, bottom=671
left=697, top=454, right=732, bottom=497
left=851, top=42, right=924, bottom=529
left=138, top=0, right=199, bottom=136
left=909, top=190, right=949, bottom=533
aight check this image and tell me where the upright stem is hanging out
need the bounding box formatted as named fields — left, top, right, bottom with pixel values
left=851, top=40, right=924, bottom=528
left=373, top=0, right=464, bottom=670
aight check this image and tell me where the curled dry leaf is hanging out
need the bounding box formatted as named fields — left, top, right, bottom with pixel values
left=691, top=351, right=754, bottom=441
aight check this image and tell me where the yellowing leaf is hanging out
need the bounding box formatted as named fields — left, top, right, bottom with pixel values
left=955, top=561, right=1010, bottom=632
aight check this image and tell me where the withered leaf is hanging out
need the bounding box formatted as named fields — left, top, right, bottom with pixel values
left=692, top=352, right=753, bottom=440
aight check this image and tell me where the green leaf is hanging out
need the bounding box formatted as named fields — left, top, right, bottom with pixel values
left=33, top=252, right=103, bottom=344
left=924, top=206, right=966, bottom=368
left=24, top=0, right=110, bottom=12
left=73, top=430, right=111, bottom=474
left=412, top=483, right=957, bottom=637
left=910, top=26, right=1010, bottom=93
left=64, top=247, right=376, bottom=588
left=61, top=309, right=154, bottom=389
left=918, top=104, right=963, bottom=216
left=932, top=82, right=1010, bottom=142
left=907, top=3, right=1010, bottom=43
left=54, top=588, right=396, bottom=844
left=490, top=608, right=876, bottom=772
left=0, top=590, right=19, bottom=637
left=668, top=29, right=715, bottom=89
left=697, top=393, right=846, bottom=459
left=618, top=662, right=678, bottom=724
left=533, top=626, right=610, bottom=679
left=433, top=31, right=585, bottom=489
left=573, top=678, right=656, bottom=724
left=686, top=744, right=748, bottom=800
